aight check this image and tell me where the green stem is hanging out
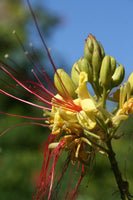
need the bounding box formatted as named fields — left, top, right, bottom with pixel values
left=107, top=140, right=132, bottom=200
left=91, top=82, right=100, bottom=99
left=102, top=87, right=107, bottom=108
left=112, top=104, right=119, bottom=114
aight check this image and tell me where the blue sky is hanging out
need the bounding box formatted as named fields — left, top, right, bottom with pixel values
left=30, top=0, right=133, bottom=80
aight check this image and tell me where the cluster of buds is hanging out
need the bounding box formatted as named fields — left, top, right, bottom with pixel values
left=52, top=33, right=133, bottom=157
left=61, top=34, right=125, bottom=102
left=100, top=56, right=125, bottom=90
left=84, top=34, right=125, bottom=97
left=84, top=34, right=105, bottom=83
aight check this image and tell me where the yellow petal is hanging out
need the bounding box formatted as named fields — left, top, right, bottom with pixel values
left=77, top=110, right=96, bottom=130
left=76, top=72, right=90, bottom=99
left=113, top=114, right=128, bottom=124
left=80, top=98, right=96, bottom=113
left=59, top=108, right=77, bottom=123
left=52, top=110, right=63, bottom=134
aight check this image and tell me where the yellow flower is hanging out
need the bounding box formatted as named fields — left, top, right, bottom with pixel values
left=113, top=82, right=133, bottom=124
left=49, top=72, right=97, bottom=137
left=75, top=72, right=97, bottom=130
left=117, top=97, right=133, bottom=116
left=45, top=71, right=98, bottom=166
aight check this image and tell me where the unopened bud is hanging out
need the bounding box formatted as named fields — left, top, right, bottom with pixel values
left=78, top=57, right=93, bottom=83
left=92, top=48, right=101, bottom=82
left=127, top=72, right=133, bottom=94
left=110, top=56, right=116, bottom=75
left=54, top=69, right=76, bottom=98
left=100, top=55, right=116, bottom=88
left=84, top=35, right=93, bottom=63
left=99, top=42, right=105, bottom=59
left=111, top=64, right=125, bottom=88
left=71, top=62, right=80, bottom=87
left=71, top=57, right=93, bottom=87
left=84, top=34, right=105, bottom=82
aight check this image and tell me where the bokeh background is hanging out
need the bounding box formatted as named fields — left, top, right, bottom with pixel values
left=0, top=0, right=133, bottom=199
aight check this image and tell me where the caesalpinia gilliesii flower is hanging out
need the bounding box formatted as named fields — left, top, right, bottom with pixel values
left=0, top=1, right=102, bottom=200
left=48, top=70, right=98, bottom=163
left=0, top=0, right=133, bottom=199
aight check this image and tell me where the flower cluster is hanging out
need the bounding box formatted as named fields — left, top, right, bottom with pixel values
left=0, top=1, right=133, bottom=199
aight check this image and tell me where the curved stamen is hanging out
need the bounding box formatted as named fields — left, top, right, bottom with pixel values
left=0, top=122, right=49, bottom=137
left=27, top=0, right=76, bottom=102
left=0, top=89, right=51, bottom=110
left=0, top=110, right=46, bottom=120
left=0, top=65, right=53, bottom=107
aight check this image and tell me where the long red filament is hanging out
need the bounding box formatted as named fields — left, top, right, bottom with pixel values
left=0, top=2, right=85, bottom=200
left=27, top=0, right=78, bottom=104
left=0, top=122, right=49, bottom=137
left=0, top=110, right=46, bottom=120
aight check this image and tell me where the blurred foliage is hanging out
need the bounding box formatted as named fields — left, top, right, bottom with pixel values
left=0, top=1, right=133, bottom=200
left=0, top=0, right=27, bottom=56
left=0, top=0, right=60, bottom=57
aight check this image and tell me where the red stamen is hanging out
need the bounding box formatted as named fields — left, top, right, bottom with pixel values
left=0, top=110, right=46, bottom=120
left=29, top=44, right=57, bottom=93
left=0, top=122, right=49, bottom=137
left=0, top=2, right=84, bottom=199
left=0, top=66, right=52, bottom=105
left=27, top=0, right=78, bottom=103
left=65, top=164, right=73, bottom=199
left=72, top=164, right=85, bottom=199
left=33, top=133, right=54, bottom=199
left=33, top=138, right=65, bottom=200
left=0, top=89, right=50, bottom=110
left=51, top=154, right=71, bottom=198
left=76, top=161, right=80, bottom=172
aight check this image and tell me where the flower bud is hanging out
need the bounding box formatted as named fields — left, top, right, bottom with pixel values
left=84, top=34, right=105, bottom=82
left=71, top=57, right=93, bottom=87
left=99, top=42, right=105, bottom=59
left=127, top=72, right=133, bottom=94
left=111, top=64, right=125, bottom=88
left=110, top=56, right=116, bottom=75
left=54, top=69, right=76, bottom=98
left=92, top=48, right=102, bottom=82
left=71, top=62, right=79, bottom=87
left=78, top=57, right=93, bottom=83
left=100, top=55, right=116, bottom=88
left=84, top=35, right=93, bottom=63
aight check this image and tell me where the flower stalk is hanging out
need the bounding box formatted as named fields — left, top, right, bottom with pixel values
left=106, top=139, right=132, bottom=200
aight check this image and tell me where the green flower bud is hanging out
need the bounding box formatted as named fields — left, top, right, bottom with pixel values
left=111, top=64, right=125, bottom=88
left=92, top=48, right=101, bottom=82
left=110, top=56, right=116, bottom=75
left=84, top=34, right=105, bottom=82
left=71, top=57, right=93, bottom=87
left=100, top=55, right=116, bottom=88
left=99, top=42, right=105, bottom=59
left=127, top=72, right=133, bottom=94
left=54, top=69, right=76, bottom=98
left=84, top=39, right=92, bottom=63
left=71, top=62, right=80, bottom=87
left=78, top=57, right=93, bottom=83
